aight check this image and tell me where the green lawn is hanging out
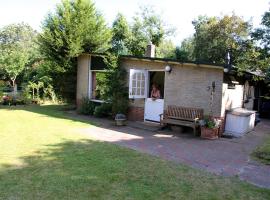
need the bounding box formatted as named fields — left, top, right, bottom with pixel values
left=252, top=135, right=270, bottom=165
left=0, top=105, right=270, bottom=200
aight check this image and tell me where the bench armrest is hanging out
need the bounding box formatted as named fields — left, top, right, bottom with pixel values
left=194, top=118, right=200, bottom=123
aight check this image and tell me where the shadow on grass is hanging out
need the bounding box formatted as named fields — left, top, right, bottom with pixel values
left=0, top=104, right=99, bottom=126
left=1, top=139, right=270, bottom=200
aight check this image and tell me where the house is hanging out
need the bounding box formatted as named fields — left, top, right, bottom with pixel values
left=76, top=44, right=261, bottom=123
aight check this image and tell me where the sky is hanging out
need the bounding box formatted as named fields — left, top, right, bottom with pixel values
left=0, top=0, right=269, bottom=44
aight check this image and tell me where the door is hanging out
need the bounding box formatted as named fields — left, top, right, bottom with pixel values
left=144, top=71, right=165, bottom=122
left=144, top=98, right=164, bottom=122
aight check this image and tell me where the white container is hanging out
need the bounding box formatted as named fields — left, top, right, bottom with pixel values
left=225, top=108, right=256, bottom=137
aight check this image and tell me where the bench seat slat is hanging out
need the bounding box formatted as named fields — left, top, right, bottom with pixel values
left=161, top=106, right=203, bottom=136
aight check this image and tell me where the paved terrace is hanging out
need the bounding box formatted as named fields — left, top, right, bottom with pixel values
left=72, top=112, right=270, bottom=189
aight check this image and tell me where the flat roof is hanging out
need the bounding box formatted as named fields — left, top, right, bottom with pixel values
left=80, top=53, right=225, bottom=70
left=121, top=55, right=224, bottom=70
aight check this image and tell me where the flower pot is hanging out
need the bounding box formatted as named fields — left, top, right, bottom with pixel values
left=115, top=119, right=126, bottom=126
left=115, top=114, right=127, bottom=126
left=200, top=127, right=219, bottom=140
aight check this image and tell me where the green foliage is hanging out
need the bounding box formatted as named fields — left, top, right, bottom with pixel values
left=39, top=0, right=111, bottom=71
left=0, top=23, right=37, bottom=87
left=78, top=97, right=96, bottom=115
left=21, top=83, right=32, bottom=104
left=38, top=0, right=112, bottom=101
left=111, top=13, right=130, bottom=55
left=253, top=10, right=270, bottom=53
left=93, top=103, right=112, bottom=117
left=192, top=14, right=251, bottom=64
left=156, top=40, right=176, bottom=59
left=112, top=6, right=175, bottom=56
left=252, top=9, right=270, bottom=77
left=252, top=135, right=270, bottom=165
left=95, top=72, right=108, bottom=100
left=176, top=37, right=195, bottom=61
left=103, top=54, right=129, bottom=116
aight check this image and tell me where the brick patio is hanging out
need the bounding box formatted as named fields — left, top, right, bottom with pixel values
left=74, top=114, right=270, bottom=189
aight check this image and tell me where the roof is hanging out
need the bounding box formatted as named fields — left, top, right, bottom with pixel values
left=120, top=55, right=224, bottom=70
left=80, top=53, right=225, bottom=70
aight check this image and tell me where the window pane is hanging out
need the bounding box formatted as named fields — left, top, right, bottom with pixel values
left=138, top=73, right=142, bottom=80
left=137, top=80, right=141, bottom=88
left=137, top=88, right=140, bottom=95
left=132, top=88, right=136, bottom=95
left=132, top=73, right=136, bottom=81
left=142, top=73, right=145, bottom=81
left=141, top=87, right=145, bottom=95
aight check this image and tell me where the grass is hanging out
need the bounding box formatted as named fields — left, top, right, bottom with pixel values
left=252, top=135, right=270, bottom=165
left=0, top=105, right=270, bottom=200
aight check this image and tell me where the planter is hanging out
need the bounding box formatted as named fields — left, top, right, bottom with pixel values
left=115, top=114, right=127, bottom=126
left=115, top=119, right=126, bottom=126
left=200, top=127, right=219, bottom=140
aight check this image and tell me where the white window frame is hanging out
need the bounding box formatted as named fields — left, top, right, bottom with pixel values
left=129, top=69, right=148, bottom=99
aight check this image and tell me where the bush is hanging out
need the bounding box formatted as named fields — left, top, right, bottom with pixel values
left=1, top=96, right=26, bottom=106
left=111, top=95, right=129, bottom=116
left=93, top=103, right=112, bottom=117
left=78, top=97, right=96, bottom=115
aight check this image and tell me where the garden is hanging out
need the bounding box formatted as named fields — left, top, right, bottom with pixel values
left=0, top=105, right=270, bottom=199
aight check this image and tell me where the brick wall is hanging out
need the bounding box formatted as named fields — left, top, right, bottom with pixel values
left=127, top=107, right=145, bottom=121
left=121, top=59, right=224, bottom=118
left=164, top=64, right=224, bottom=117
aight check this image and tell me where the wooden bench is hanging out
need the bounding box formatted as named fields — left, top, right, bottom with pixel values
left=160, top=106, right=204, bottom=135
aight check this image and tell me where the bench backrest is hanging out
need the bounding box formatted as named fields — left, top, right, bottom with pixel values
left=165, top=106, right=203, bottom=121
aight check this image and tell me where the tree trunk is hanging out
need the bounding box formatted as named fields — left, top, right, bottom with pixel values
left=11, top=78, right=17, bottom=96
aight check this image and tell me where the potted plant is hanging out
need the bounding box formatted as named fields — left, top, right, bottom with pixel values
left=115, top=114, right=127, bottom=126
left=199, top=117, right=220, bottom=140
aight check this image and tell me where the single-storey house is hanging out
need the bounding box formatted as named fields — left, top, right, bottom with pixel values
left=76, top=44, right=260, bottom=123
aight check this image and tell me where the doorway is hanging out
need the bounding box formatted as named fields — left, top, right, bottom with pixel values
left=144, top=71, right=165, bottom=122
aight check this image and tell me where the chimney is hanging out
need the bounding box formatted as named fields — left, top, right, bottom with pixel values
left=145, top=42, right=155, bottom=58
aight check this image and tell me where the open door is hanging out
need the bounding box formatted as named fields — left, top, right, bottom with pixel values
left=144, top=71, right=165, bottom=122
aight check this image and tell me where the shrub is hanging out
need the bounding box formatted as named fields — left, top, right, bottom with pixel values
left=93, top=103, right=112, bottom=117
left=111, top=95, right=129, bottom=116
left=78, top=97, right=96, bottom=115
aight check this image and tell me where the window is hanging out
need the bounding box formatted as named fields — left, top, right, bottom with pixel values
left=129, top=69, right=148, bottom=99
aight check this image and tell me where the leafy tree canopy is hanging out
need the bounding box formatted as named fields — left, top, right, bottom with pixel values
left=39, top=0, right=111, bottom=71
left=176, top=37, right=195, bottom=62
left=0, top=23, right=37, bottom=87
left=156, top=39, right=176, bottom=59
left=192, top=14, right=251, bottom=65
left=111, top=13, right=131, bottom=55
left=112, top=6, right=175, bottom=56
left=252, top=9, right=270, bottom=76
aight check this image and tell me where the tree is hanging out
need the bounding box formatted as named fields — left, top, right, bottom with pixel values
left=0, top=23, right=37, bottom=91
left=192, top=14, right=251, bottom=65
left=253, top=10, right=270, bottom=52
left=38, top=0, right=111, bottom=100
left=127, top=6, right=175, bottom=56
left=252, top=9, right=270, bottom=76
left=111, top=13, right=131, bottom=55
left=176, top=37, right=195, bottom=61
left=39, top=0, right=111, bottom=71
left=156, top=40, right=176, bottom=59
